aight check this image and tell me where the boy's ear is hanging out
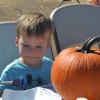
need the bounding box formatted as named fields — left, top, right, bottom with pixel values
left=15, top=37, right=19, bottom=47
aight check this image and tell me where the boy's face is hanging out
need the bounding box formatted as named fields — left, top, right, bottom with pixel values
left=16, top=32, right=50, bottom=67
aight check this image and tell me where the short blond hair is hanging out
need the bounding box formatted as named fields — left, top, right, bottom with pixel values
left=16, top=12, right=54, bottom=39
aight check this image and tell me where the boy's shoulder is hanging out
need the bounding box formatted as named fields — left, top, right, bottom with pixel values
left=41, top=57, right=53, bottom=70
left=2, top=59, right=19, bottom=73
left=42, top=56, right=53, bottom=64
left=42, top=56, right=53, bottom=62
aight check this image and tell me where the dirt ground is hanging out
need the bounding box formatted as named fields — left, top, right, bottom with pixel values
left=0, top=0, right=88, bottom=57
left=0, top=0, right=88, bottom=21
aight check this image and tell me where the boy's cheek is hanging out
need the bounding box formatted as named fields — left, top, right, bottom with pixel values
left=18, top=48, right=24, bottom=55
left=37, top=50, right=45, bottom=57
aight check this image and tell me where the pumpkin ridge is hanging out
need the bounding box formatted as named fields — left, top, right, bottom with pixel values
left=67, top=53, right=81, bottom=79
left=58, top=54, right=73, bottom=93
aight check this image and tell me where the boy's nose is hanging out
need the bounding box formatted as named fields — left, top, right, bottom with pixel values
left=29, top=48, right=37, bottom=55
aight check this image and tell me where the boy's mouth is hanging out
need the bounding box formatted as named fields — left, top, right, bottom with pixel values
left=26, top=56, right=38, bottom=59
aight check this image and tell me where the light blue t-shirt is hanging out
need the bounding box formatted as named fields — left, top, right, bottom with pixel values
left=0, top=56, right=53, bottom=92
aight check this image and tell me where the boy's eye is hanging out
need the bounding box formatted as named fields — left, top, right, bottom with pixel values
left=23, top=44, right=29, bottom=47
left=36, top=46, right=42, bottom=48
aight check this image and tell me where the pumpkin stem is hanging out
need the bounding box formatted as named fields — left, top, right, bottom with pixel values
left=81, top=36, right=100, bottom=53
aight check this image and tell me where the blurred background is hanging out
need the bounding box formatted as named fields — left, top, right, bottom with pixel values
left=0, top=0, right=90, bottom=57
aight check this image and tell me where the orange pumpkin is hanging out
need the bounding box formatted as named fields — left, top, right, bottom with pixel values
left=51, top=37, right=100, bottom=100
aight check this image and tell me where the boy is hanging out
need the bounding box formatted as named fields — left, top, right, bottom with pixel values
left=0, top=12, right=54, bottom=95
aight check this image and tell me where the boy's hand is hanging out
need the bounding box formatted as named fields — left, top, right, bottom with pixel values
left=87, top=0, right=99, bottom=5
